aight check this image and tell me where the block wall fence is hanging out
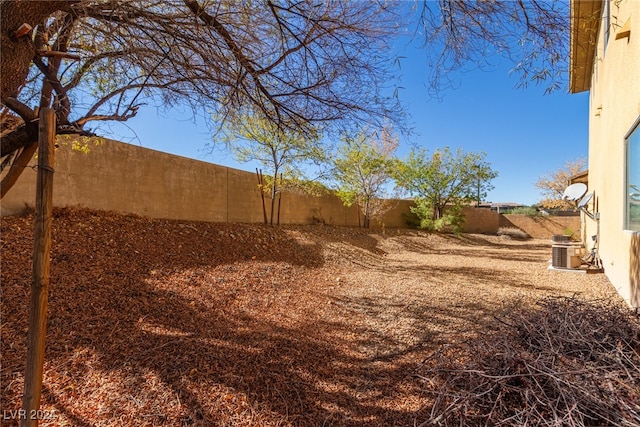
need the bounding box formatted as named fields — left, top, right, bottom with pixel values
left=1, top=137, right=577, bottom=237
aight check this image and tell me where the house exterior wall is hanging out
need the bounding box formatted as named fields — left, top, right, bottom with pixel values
left=583, top=0, right=640, bottom=307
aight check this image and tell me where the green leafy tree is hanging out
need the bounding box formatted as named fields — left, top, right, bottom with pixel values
left=535, top=157, right=587, bottom=209
left=332, top=126, right=399, bottom=228
left=220, top=114, right=326, bottom=225
left=395, top=147, right=498, bottom=232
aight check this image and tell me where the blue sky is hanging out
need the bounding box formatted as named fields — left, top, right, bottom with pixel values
left=106, top=39, right=590, bottom=206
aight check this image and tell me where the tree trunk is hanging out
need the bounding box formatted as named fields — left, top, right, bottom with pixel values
left=363, top=200, right=370, bottom=228
left=270, top=190, right=276, bottom=226
left=1, top=1, right=77, bottom=189
left=435, top=206, right=444, bottom=220
left=256, top=169, right=267, bottom=224
left=0, top=140, right=38, bottom=199
left=0, top=1, right=77, bottom=101
left=1, top=123, right=38, bottom=156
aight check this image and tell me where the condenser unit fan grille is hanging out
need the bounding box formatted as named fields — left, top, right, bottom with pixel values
left=552, top=246, right=568, bottom=267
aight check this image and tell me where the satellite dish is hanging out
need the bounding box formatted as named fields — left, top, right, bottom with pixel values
left=563, top=183, right=587, bottom=201
left=578, top=191, right=593, bottom=208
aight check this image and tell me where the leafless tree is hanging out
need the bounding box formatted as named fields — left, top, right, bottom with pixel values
left=0, top=0, right=404, bottom=197
left=535, top=157, right=587, bottom=209
left=416, top=0, right=569, bottom=96
left=1, top=0, right=574, bottom=198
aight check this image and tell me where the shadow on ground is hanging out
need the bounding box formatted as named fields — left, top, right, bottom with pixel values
left=1, top=210, right=427, bottom=426
left=0, top=209, right=568, bottom=426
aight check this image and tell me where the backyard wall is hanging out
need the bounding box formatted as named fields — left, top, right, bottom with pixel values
left=463, top=207, right=501, bottom=234
left=2, top=137, right=501, bottom=232
left=500, top=214, right=581, bottom=240
left=1, top=138, right=361, bottom=226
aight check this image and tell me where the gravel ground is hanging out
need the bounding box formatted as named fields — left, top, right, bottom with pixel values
left=0, top=208, right=622, bottom=426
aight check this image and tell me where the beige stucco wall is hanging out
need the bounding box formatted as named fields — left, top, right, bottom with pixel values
left=1, top=137, right=504, bottom=232
left=463, top=206, right=501, bottom=234
left=3, top=138, right=237, bottom=222
left=0, top=138, right=358, bottom=225
left=585, top=0, right=640, bottom=307
left=500, top=214, right=581, bottom=240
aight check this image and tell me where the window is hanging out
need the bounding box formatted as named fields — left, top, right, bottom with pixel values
left=626, top=118, right=640, bottom=231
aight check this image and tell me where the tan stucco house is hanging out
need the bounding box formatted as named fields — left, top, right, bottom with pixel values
left=570, top=0, right=640, bottom=309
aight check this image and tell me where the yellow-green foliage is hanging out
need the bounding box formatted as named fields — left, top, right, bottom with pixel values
left=57, top=135, right=103, bottom=155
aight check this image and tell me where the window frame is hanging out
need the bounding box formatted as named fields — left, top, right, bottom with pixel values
left=625, top=116, right=640, bottom=232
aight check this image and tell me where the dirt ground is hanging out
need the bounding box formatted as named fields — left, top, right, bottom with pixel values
left=0, top=208, right=621, bottom=426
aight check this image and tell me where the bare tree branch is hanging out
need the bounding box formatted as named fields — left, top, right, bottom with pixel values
left=2, top=97, right=36, bottom=123
left=0, top=140, right=37, bottom=198
left=33, top=57, right=71, bottom=122
left=2, top=0, right=569, bottom=201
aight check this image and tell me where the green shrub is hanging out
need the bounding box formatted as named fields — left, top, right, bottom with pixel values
left=412, top=203, right=464, bottom=234
left=402, top=210, right=421, bottom=228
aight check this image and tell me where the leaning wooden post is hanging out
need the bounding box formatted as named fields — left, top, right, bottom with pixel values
left=276, top=173, right=282, bottom=226
left=256, top=168, right=267, bottom=224
left=21, top=108, right=55, bottom=427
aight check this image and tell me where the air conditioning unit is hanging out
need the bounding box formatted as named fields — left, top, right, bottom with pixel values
left=552, top=244, right=582, bottom=269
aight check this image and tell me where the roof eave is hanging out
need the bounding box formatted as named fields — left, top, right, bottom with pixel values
left=569, top=169, right=589, bottom=184
left=569, top=0, right=603, bottom=93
